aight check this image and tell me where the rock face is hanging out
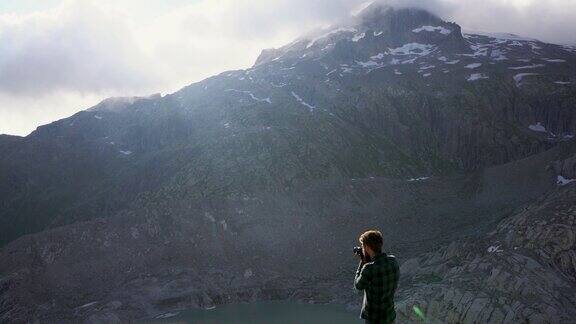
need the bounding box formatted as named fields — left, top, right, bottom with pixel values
left=1, top=4, right=576, bottom=323
left=396, top=170, right=576, bottom=323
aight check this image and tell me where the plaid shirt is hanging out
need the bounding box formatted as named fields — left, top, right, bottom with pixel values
left=354, top=252, right=400, bottom=323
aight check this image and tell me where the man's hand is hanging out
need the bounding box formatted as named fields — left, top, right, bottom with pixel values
left=355, top=251, right=366, bottom=263
left=354, top=256, right=370, bottom=291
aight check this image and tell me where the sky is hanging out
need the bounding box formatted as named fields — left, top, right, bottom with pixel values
left=1, top=0, right=575, bottom=136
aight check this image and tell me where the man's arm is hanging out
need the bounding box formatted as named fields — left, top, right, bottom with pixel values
left=354, top=261, right=370, bottom=290
left=382, top=257, right=400, bottom=294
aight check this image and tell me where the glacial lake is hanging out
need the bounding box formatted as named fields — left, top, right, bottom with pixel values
left=147, top=300, right=359, bottom=323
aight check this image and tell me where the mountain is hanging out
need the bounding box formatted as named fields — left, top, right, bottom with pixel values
left=1, top=4, right=576, bottom=322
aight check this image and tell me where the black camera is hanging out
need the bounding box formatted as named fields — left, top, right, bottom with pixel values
left=353, top=246, right=363, bottom=258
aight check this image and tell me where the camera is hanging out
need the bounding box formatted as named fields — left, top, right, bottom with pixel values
left=353, top=246, right=363, bottom=258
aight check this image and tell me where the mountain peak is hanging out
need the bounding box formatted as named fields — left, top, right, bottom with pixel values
left=253, top=4, right=465, bottom=67
left=87, top=93, right=162, bottom=113
left=356, top=4, right=443, bottom=31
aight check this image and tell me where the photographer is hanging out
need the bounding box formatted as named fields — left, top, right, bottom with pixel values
left=354, top=230, right=400, bottom=324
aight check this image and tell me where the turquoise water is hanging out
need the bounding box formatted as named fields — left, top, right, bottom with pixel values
left=148, top=301, right=359, bottom=324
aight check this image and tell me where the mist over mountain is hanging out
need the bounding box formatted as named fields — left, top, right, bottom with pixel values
left=1, top=4, right=576, bottom=323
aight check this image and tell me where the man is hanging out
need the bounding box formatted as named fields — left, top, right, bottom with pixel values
left=354, top=230, right=400, bottom=324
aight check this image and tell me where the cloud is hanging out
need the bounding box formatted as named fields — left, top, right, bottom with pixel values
left=0, top=0, right=369, bottom=98
left=0, top=0, right=575, bottom=136
left=0, top=91, right=101, bottom=136
left=442, top=0, right=576, bottom=44
left=0, top=1, right=161, bottom=96
left=134, top=0, right=369, bottom=91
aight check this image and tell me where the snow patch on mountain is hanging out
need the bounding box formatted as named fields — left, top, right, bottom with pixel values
left=466, top=44, right=490, bottom=57
left=408, top=177, right=429, bottom=182
left=557, top=175, right=576, bottom=186
left=291, top=92, right=316, bottom=111
left=225, top=89, right=272, bottom=104
left=156, top=312, right=179, bottom=319
left=508, top=41, right=524, bottom=47
left=487, top=245, right=504, bottom=253
left=341, top=66, right=353, bottom=73
left=306, top=27, right=357, bottom=49
left=326, top=69, right=338, bottom=76
left=561, top=45, right=576, bottom=53
left=389, top=43, right=435, bottom=56
left=528, top=43, right=542, bottom=52
left=467, top=73, right=488, bottom=81
left=419, top=64, right=435, bottom=70
left=352, top=33, right=366, bottom=42
left=528, top=122, right=547, bottom=133
left=513, top=73, right=539, bottom=86
left=220, top=220, right=228, bottom=231
left=412, top=26, right=451, bottom=35
left=465, top=63, right=482, bottom=69
left=543, top=59, right=566, bottom=63
left=490, top=49, right=508, bottom=61
left=463, top=31, right=538, bottom=42
left=357, top=60, right=379, bottom=68
left=204, top=212, right=216, bottom=223
left=508, top=64, right=545, bottom=70
left=78, top=301, right=99, bottom=309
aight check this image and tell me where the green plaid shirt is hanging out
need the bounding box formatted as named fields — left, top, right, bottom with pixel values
left=354, top=252, right=400, bottom=323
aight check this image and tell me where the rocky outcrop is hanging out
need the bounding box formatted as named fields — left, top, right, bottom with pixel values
left=552, top=154, right=576, bottom=179
left=395, top=179, right=576, bottom=323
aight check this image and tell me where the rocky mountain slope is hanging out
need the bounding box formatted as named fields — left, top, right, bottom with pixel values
left=397, top=149, right=576, bottom=323
left=1, top=4, right=575, bottom=323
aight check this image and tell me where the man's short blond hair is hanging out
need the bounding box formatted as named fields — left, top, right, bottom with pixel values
left=359, top=230, right=383, bottom=253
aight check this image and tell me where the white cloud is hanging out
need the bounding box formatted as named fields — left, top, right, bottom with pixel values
left=0, top=1, right=160, bottom=96
left=442, top=0, right=576, bottom=44
left=0, top=91, right=101, bottom=136
left=0, top=0, right=575, bottom=136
